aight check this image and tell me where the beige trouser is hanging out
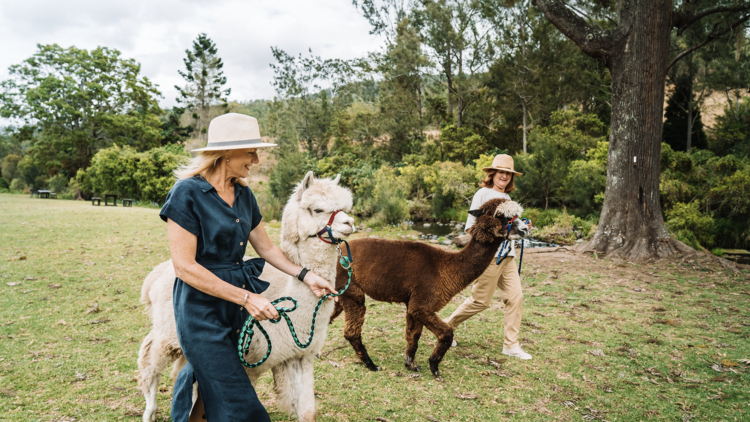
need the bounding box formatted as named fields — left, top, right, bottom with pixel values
left=444, top=257, right=523, bottom=349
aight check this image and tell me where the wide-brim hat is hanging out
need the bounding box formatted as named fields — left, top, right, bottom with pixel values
left=481, top=154, right=523, bottom=176
left=191, top=113, right=277, bottom=152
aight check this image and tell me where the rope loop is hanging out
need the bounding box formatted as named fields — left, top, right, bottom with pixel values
left=237, top=241, right=353, bottom=368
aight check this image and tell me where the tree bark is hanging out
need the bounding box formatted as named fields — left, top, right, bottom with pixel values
left=587, top=0, right=694, bottom=260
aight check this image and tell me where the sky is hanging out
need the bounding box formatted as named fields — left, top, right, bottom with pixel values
left=0, top=0, right=383, bottom=108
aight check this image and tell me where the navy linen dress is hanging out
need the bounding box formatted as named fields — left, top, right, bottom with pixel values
left=160, top=175, right=272, bottom=422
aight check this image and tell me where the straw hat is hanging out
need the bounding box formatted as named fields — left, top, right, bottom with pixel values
left=191, top=113, right=277, bottom=152
left=481, top=154, right=523, bottom=176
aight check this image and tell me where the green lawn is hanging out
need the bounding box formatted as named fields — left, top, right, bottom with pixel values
left=1, top=194, right=748, bottom=421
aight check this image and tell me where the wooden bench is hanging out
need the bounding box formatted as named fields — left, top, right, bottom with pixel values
left=50, top=193, right=58, bottom=199
left=38, top=190, right=51, bottom=199
left=92, top=197, right=101, bottom=206
left=123, top=199, right=133, bottom=207
left=105, top=194, right=118, bottom=206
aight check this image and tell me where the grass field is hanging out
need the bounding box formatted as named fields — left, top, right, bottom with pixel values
left=1, top=193, right=749, bottom=421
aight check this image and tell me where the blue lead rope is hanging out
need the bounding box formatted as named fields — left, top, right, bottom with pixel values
left=237, top=239, right=353, bottom=369
left=496, top=218, right=530, bottom=276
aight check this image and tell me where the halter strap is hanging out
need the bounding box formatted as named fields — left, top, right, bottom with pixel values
left=316, top=210, right=342, bottom=245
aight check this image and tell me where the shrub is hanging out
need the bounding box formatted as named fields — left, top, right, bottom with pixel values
left=665, top=201, right=714, bottom=249
left=0, top=177, right=8, bottom=190
left=10, top=178, right=25, bottom=192
left=1, top=154, right=21, bottom=181
left=48, top=174, right=68, bottom=193
left=83, top=144, right=189, bottom=204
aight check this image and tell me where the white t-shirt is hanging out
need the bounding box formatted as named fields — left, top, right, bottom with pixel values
left=465, top=187, right=515, bottom=257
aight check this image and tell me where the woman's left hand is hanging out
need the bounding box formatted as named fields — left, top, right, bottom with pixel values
left=303, top=271, right=339, bottom=301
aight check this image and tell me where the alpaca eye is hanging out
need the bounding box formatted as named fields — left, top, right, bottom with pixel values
left=314, top=209, right=324, bottom=214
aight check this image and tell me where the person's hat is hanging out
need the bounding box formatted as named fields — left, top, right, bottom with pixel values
left=481, top=154, right=523, bottom=176
left=191, top=113, right=277, bottom=152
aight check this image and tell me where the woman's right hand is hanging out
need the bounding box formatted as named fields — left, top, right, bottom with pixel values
left=243, top=293, right=279, bottom=321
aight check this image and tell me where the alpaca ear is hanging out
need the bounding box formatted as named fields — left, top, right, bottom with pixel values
left=468, top=209, right=486, bottom=218
left=293, top=171, right=315, bottom=201
left=333, top=174, right=341, bottom=184
left=302, top=171, right=314, bottom=191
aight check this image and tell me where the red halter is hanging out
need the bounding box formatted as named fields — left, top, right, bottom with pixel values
left=316, top=210, right=342, bottom=244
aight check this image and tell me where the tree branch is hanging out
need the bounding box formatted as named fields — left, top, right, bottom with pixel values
left=667, top=13, right=750, bottom=71
left=673, top=2, right=750, bottom=34
left=531, top=0, right=629, bottom=62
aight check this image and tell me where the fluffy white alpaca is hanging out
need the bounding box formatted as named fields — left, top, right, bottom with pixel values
left=138, top=172, right=354, bottom=422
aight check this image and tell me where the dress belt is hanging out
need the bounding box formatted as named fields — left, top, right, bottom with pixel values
left=198, top=258, right=270, bottom=294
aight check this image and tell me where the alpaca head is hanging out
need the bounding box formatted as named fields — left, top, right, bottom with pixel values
left=468, top=198, right=529, bottom=244
left=281, top=171, right=355, bottom=248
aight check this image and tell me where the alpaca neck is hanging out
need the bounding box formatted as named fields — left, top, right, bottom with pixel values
left=441, top=235, right=506, bottom=300
left=285, top=237, right=339, bottom=284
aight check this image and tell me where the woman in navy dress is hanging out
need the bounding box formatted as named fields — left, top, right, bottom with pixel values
left=160, top=114, right=338, bottom=421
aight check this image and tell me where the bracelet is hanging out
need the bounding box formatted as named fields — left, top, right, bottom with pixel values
left=241, top=292, right=249, bottom=309
left=297, top=267, right=309, bottom=282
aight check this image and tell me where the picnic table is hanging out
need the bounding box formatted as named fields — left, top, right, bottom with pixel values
left=38, top=190, right=51, bottom=199
left=105, top=194, right=118, bottom=206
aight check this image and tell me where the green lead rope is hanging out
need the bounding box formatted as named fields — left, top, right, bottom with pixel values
left=237, top=243, right=353, bottom=368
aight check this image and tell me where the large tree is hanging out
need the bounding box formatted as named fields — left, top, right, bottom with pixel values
left=531, top=0, right=750, bottom=260
left=175, top=33, right=231, bottom=141
left=0, top=44, right=163, bottom=176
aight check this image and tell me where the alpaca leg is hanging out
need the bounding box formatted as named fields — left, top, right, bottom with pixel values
left=404, top=313, right=423, bottom=372
left=412, top=310, right=454, bottom=380
left=295, top=356, right=318, bottom=422
left=138, top=332, right=180, bottom=422
left=171, top=355, right=188, bottom=389
left=273, top=358, right=301, bottom=417
left=328, top=301, right=344, bottom=324
left=342, top=293, right=378, bottom=371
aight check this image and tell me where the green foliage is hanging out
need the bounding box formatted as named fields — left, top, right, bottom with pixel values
left=10, top=178, right=25, bottom=192
left=711, top=248, right=724, bottom=257
left=710, top=97, right=750, bottom=158
left=0, top=44, right=163, bottom=175
left=17, top=155, right=44, bottom=190
left=666, top=202, right=714, bottom=250
left=1, top=154, right=21, bottom=181
left=83, top=144, right=188, bottom=204
left=48, top=174, right=68, bottom=193
left=439, top=125, right=489, bottom=164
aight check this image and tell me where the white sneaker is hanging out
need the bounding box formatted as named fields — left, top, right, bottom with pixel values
left=502, top=346, right=532, bottom=360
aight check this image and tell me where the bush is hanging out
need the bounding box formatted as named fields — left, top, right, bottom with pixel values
left=1, top=154, right=21, bottom=181
left=48, top=174, right=68, bottom=193
left=10, top=178, right=25, bottom=192
left=666, top=202, right=714, bottom=249
left=83, top=144, right=189, bottom=204
left=0, top=177, right=8, bottom=190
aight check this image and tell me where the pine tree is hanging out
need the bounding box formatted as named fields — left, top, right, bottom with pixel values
left=175, top=34, right=231, bottom=141
left=663, top=74, right=708, bottom=152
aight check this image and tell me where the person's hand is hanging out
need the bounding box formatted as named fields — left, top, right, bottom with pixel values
left=303, top=271, right=339, bottom=301
left=243, top=292, right=279, bottom=321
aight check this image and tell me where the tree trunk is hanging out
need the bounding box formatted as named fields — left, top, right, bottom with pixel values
left=687, top=104, right=693, bottom=153
left=522, top=101, right=528, bottom=154
left=583, top=0, right=693, bottom=260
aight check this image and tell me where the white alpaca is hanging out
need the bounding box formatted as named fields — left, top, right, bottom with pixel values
left=137, top=172, right=354, bottom=422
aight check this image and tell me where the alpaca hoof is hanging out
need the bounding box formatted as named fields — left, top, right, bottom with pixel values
left=434, top=375, right=445, bottom=383
left=404, top=355, right=421, bottom=372
left=367, top=365, right=380, bottom=372
left=405, top=364, right=421, bottom=372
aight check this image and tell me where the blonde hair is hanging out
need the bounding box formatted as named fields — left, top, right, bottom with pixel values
left=174, top=149, right=249, bottom=187
left=480, top=169, right=515, bottom=193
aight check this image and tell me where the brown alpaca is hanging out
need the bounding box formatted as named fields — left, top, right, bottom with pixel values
left=330, top=198, right=528, bottom=379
